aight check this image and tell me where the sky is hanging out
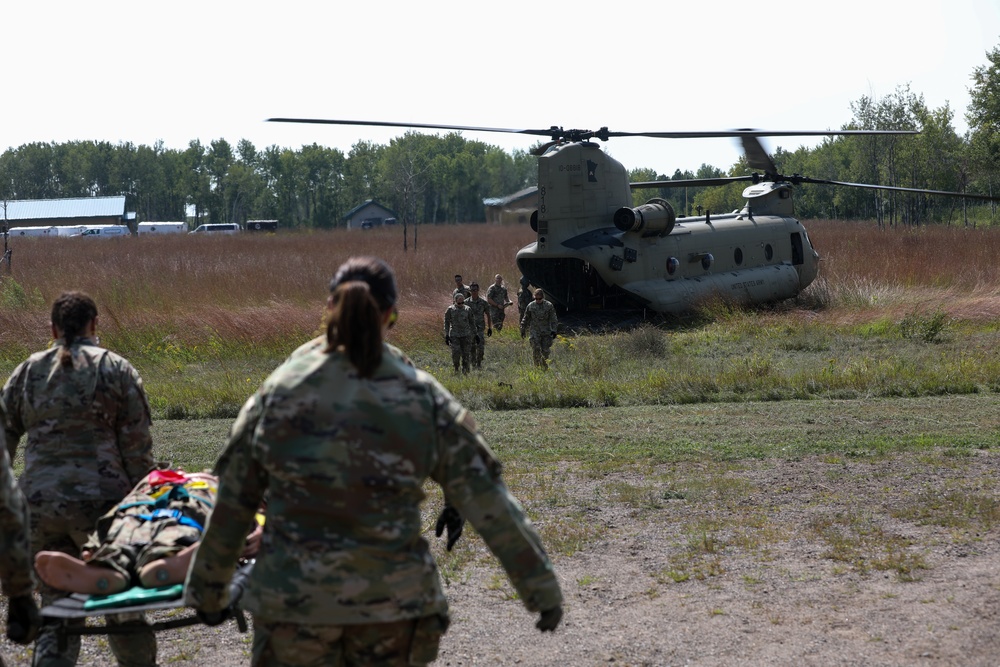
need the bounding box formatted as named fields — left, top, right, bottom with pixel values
left=4, top=0, right=1000, bottom=179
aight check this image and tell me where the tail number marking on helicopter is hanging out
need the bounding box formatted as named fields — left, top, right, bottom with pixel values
left=731, top=279, right=764, bottom=290
left=539, top=186, right=546, bottom=214
left=558, top=164, right=581, bottom=172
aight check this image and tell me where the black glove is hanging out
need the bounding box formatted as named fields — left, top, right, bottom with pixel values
left=551, top=331, right=558, bottom=340
left=196, top=606, right=231, bottom=627
left=536, top=606, right=563, bottom=632
left=434, top=503, right=465, bottom=551
left=445, top=335, right=451, bottom=346
left=487, top=328, right=492, bottom=337
left=475, top=335, right=481, bottom=344
left=7, top=594, right=40, bottom=644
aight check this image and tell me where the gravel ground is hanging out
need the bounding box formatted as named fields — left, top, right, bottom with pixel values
left=2, top=452, right=999, bottom=666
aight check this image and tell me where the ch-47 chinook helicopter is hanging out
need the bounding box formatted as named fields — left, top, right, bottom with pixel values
left=269, top=118, right=1000, bottom=315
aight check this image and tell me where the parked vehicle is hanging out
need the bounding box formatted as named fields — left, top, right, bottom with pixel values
left=138, top=221, right=186, bottom=235
left=189, top=223, right=241, bottom=234
left=70, top=225, right=130, bottom=237
left=245, top=219, right=278, bottom=232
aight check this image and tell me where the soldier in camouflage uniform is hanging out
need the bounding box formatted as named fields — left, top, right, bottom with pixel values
left=451, top=274, right=471, bottom=301
left=186, top=257, right=563, bottom=667
left=465, top=282, right=492, bottom=369
left=0, top=416, right=41, bottom=656
left=520, top=288, right=559, bottom=369
left=34, top=470, right=248, bottom=595
left=517, top=275, right=532, bottom=323
left=0, top=291, right=156, bottom=667
left=486, top=274, right=512, bottom=331
left=444, top=292, right=476, bottom=374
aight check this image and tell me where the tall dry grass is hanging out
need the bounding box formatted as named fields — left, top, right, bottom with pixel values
left=5, top=220, right=1000, bottom=352
left=806, top=220, right=1000, bottom=321
left=0, top=224, right=533, bottom=353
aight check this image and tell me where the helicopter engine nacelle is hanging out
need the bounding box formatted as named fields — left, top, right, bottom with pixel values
left=613, top=198, right=676, bottom=237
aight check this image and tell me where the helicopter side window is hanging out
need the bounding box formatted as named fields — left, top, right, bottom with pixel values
left=764, top=244, right=773, bottom=261
left=666, top=257, right=679, bottom=276
left=734, top=248, right=743, bottom=266
left=791, top=233, right=804, bottom=265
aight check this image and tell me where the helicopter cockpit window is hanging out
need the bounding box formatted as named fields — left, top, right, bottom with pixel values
left=734, top=248, right=743, bottom=265
left=666, top=257, right=679, bottom=276
left=764, top=244, right=773, bottom=261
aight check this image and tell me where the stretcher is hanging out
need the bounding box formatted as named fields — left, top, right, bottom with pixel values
left=40, top=562, right=252, bottom=650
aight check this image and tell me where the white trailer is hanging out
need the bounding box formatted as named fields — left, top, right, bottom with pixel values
left=7, top=226, right=55, bottom=237
left=137, top=221, right=186, bottom=235
left=54, top=225, right=88, bottom=237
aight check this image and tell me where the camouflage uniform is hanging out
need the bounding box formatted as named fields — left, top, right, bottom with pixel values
left=520, top=298, right=559, bottom=368
left=444, top=301, right=476, bottom=374
left=517, top=286, right=532, bottom=323
left=1, top=336, right=156, bottom=667
left=465, top=295, right=491, bottom=369
left=452, top=284, right=471, bottom=301
left=486, top=282, right=510, bottom=331
left=0, top=415, right=35, bottom=667
left=82, top=470, right=216, bottom=583
left=0, top=413, right=33, bottom=600
left=186, top=341, right=562, bottom=667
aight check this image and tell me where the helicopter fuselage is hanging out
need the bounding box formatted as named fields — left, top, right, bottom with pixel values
left=516, top=141, right=820, bottom=314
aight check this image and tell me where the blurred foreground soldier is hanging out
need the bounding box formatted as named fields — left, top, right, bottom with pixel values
left=520, top=288, right=559, bottom=369
left=1, top=291, right=156, bottom=667
left=186, top=256, right=563, bottom=667
left=466, top=282, right=492, bottom=369
left=0, top=423, right=41, bottom=654
left=452, top=273, right=471, bottom=301
left=486, top=274, right=512, bottom=331
left=517, top=275, right=532, bottom=322
left=444, top=292, right=476, bottom=374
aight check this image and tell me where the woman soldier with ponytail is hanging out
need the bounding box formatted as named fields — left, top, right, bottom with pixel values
left=188, top=256, right=563, bottom=667
left=0, top=291, right=156, bottom=666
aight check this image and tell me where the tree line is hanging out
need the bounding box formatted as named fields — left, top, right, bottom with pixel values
left=2, top=46, right=999, bottom=229
left=635, top=47, right=1000, bottom=228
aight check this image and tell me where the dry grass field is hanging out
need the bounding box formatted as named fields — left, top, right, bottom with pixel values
left=4, top=220, right=1000, bottom=343
left=3, top=220, right=1000, bottom=665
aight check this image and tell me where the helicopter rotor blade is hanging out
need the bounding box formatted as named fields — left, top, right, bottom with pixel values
left=631, top=176, right=756, bottom=189
left=787, top=176, right=1000, bottom=202
left=267, top=118, right=577, bottom=141
left=268, top=119, right=920, bottom=144
left=740, top=136, right=777, bottom=175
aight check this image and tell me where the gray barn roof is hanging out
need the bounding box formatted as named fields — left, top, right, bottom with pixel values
left=2, top=196, right=126, bottom=222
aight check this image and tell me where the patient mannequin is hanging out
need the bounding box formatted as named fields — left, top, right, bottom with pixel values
left=35, top=470, right=262, bottom=595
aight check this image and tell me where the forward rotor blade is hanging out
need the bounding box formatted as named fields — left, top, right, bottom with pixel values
left=629, top=129, right=919, bottom=139
left=267, top=118, right=562, bottom=138
left=267, top=119, right=920, bottom=143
